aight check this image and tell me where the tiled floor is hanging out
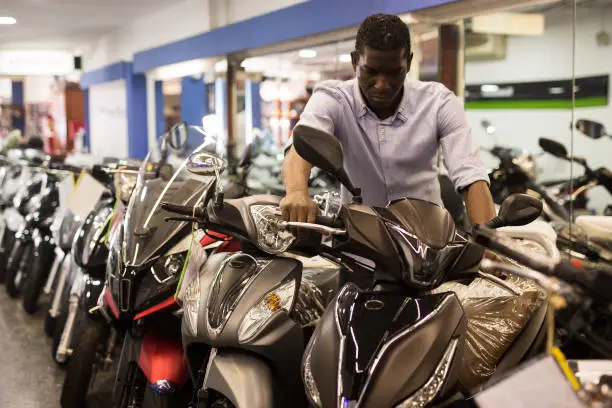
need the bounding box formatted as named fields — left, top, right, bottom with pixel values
left=0, top=289, right=114, bottom=408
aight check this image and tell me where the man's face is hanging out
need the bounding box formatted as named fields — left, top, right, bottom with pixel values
left=352, top=46, right=412, bottom=111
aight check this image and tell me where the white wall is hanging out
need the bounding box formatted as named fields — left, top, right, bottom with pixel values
left=465, top=7, right=612, bottom=213
left=89, top=80, right=128, bottom=158
left=83, top=0, right=307, bottom=71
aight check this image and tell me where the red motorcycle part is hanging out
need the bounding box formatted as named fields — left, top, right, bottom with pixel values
left=104, top=287, right=120, bottom=319
left=134, top=296, right=176, bottom=321
left=137, top=330, right=190, bottom=386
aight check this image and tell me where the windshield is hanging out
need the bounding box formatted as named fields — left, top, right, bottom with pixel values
left=123, top=124, right=220, bottom=267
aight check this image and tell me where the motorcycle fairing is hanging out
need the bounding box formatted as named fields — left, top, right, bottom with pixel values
left=137, top=329, right=190, bottom=387
left=307, top=285, right=466, bottom=407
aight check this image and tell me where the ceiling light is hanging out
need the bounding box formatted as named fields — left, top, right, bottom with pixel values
left=480, top=84, right=499, bottom=93
left=0, top=16, right=17, bottom=25
left=298, top=49, right=317, bottom=59
left=338, top=54, right=352, bottom=63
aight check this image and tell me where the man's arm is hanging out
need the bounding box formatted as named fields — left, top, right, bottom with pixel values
left=461, top=180, right=496, bottom=225
left=437, top=88, right=495, bottom=224
left=280, top=84, right=341, bottom=222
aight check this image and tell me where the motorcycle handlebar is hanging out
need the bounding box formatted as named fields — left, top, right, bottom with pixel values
left=161, top=202, right=207, bottom=220
left=473, top=224, right=612, bottom=302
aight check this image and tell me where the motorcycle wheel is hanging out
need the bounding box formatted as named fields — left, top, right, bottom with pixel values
left=6, top=241, right=31, bottom=298
left=0, top=230, right=16, bottom=284
left=22, top=244, right=55, bottom=314
left=60, top=318, right=109, bottom=408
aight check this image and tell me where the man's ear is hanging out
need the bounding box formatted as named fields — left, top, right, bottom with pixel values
left=406, top=52, right=414, bottom=72
left=351, top=51, right=359, bottom=73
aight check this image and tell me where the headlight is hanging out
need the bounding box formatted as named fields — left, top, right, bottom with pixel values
left=107, top=224, right=122, bottom=280
left=302, top=340, right=322, bottom=407
left=396, top=339, right=458, bottom=408
left=237, top=278, right=297, bottom=342
left=249, top=204, right=295, bottom=254
left=513, top=153, right=538, bottom=182
left=114, top=171, right=138, bottom=202
left=134, top=252, right=186, bottom=311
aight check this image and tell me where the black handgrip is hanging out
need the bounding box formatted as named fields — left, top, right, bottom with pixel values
left=315, top=214, right=343, bottom=228
left=161, top=202, right=206, bottom=220
left=553, top=262, right=612, bottom=302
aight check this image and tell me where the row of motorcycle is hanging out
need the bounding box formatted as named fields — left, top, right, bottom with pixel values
left=0, top=117, right=610, bottom=408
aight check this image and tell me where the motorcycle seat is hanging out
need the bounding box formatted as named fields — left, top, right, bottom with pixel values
left=576, top=216, right=612, bottom=243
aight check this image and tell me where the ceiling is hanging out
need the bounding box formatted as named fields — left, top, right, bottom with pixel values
left=0, top=0, right=174, bottom=50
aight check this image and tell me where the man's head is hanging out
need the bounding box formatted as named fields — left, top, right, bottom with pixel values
left=352, top=14, right=413, bottom=112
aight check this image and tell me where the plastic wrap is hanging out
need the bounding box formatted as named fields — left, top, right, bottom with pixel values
left=434, top=244, right=547, bottom=390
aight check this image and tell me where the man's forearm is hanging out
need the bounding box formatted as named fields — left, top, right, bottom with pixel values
left=462, top=181, right=496, bottom=225
left=282, top=147, right=313, bottom=194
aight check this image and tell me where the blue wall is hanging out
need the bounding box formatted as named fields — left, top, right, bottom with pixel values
left=244, top=80, right=261, bottom=144
left=181, top=76, right=208, bottom=151
left=126, top=66, right=148, bottom=159
left=11, top=80, right=25, bottom=134
left=155, top=80, right=165, bottom=136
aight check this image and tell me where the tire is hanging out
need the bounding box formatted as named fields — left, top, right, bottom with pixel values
left=22, top=244, right=55, bottom=314
left=0, top=230, right=16, bottom=284
left=60, top=318, right=109, bottom=408
left=5, top=241, right=30, bottom=298
left=44, top=313, right=56, bottom=337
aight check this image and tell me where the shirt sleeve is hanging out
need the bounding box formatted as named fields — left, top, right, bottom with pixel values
left=284, top=85, right=341, bottom=153
left=437, top=89, right=490, bottom=192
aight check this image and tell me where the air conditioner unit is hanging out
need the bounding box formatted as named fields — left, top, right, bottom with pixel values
left=465, top=33, right=507, bottom=62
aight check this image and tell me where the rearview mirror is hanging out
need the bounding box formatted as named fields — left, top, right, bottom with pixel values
left=292, top=125, right=359, bottom=197
left=538, top=138, right=568, bottom=159
left=490, top=193, right=543, bottom=228
left=576, top=119, right=607, bottom=140
left=168, top=122, right=188, bottom=150
left=187, top=152, right=227, bottom=176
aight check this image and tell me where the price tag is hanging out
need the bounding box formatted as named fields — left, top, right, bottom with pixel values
left=67, top=172, right=108, bottom=218
left=475, top=355, right=583, bottom=408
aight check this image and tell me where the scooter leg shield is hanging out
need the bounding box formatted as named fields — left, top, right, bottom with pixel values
left=204, top=349, right=275, bottom=408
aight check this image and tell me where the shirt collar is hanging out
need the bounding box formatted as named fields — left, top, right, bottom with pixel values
left=353, top=77, right=412, bottom=122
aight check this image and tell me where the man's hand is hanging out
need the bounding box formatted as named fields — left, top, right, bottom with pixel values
left=280, top=191, right=318, bottom=223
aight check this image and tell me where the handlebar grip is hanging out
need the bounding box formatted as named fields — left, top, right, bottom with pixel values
left=315, top=214, right=342, bottom=228
left=554, top=262, right=612, bottom=302
left=161, top=202, right=206, bottom=220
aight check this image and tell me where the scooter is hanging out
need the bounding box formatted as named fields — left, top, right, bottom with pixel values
left=162, top=128, right=546, bottom=407
left=60, top=123, right=214, bottom=408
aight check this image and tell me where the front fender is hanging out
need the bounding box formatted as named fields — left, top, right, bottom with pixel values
left=204, top=349, right=275, bottom=408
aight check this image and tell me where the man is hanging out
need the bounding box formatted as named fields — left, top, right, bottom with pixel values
left=281, top=14, right=495, bottom=225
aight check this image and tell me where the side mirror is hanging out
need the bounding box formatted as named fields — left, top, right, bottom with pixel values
left=238, top=144, right=253, bottom=169
left=576, top=119, right=607, bottom=140
left=187, top=152, right=227, bottom=176
left=488, top=193, right=543, bottom=228
left=538, top=137, right=568, bottom=159
left=292, top=125, right=359, bottom=197
left=168, top=122, right=188, bottom=150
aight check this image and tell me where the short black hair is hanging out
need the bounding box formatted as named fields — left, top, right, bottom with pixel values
left=355, top=14, right=412, bottom=55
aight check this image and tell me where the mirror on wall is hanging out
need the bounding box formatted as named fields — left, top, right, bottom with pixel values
left=462, top=1, right=576, bottom=227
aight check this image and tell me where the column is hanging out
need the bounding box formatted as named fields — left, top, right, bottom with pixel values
left=10, top=80, right=25, bottom=134
left=155, top=80, right=165, bottom=135
left=126, top=64, right=149, bottom=159
left=83, top=89, right=90, bottom=151
left=214, top=78, right=227, bottom=149
left=244, top=80, right=261, bottom=146
left=181, top=75, right=208, bottom=151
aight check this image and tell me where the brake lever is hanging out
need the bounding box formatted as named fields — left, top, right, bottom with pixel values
left=164, top=216, right=200, bottom=223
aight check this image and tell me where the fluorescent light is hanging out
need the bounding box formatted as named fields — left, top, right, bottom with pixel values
left=338, top=54, right=352, bottom=63
left=480, top=84, right=499, bottom=93
left=548, top=87, right=565, bottom=95
left=298, top=49, right=317, bottom=59
left=0, top=16, right=17, bottom=25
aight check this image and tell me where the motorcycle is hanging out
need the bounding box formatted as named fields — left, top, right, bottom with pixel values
left=161, top=126, right=547, bottom=407
left=60, top=122, right=213, bottom=408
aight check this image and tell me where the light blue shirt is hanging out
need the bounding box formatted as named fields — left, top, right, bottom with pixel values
left=293, top=77, right=489, bottom=207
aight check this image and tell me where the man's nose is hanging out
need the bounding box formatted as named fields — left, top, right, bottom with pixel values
left=374, top=77, right=391, bottom=92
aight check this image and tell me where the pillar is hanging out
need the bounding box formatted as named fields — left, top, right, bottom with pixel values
left=83, top=88, right=90, bottom=150
left=126, top=64, right=149, bottom=159
left=244, top=80, right=261, bottom=146
left=181, top=76, right=208, bottom=152
left=155, top=80, right=165, bottom=135
left=10, top=80, right=25, bottom=134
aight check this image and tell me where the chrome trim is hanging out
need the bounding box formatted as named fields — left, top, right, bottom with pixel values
left=355, top=295, right=457, bottom=407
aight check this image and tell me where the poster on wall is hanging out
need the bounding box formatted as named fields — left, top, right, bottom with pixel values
left=89, top=80, right=128, bottom=158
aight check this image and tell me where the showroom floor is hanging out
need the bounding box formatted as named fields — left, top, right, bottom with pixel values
left=0, top=290, right=114, bottom=408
